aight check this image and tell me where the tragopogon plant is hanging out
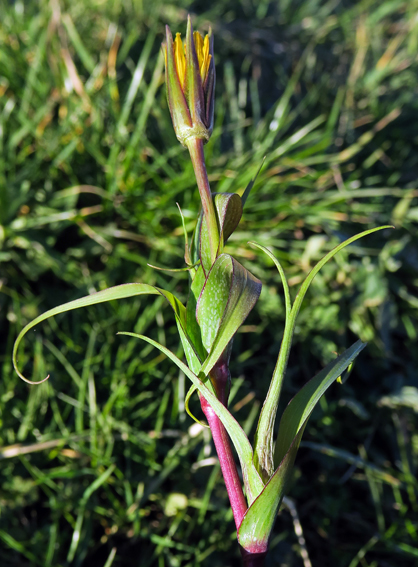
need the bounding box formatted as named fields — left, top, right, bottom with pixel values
left=13, top=16, right=391, bottom=567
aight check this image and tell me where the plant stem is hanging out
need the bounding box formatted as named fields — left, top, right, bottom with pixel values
left=200, top=394, right=247, bottom=530
left=201, top=361, right=268, bottom=565
left=186, top=137, right=219, bottom=264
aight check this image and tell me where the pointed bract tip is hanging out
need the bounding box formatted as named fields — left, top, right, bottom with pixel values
left=165, top=25, right=173, bottom=42
left=186, top=14, right=194, bottom=43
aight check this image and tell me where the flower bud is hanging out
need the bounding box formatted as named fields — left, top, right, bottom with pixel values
left=163, top=16, right=215, bottom=147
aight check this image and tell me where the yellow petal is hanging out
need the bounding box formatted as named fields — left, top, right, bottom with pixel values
left=200, top=35, right=211, bottom=83
left=193, top=31, right=204, bottom=63
left=192, top=31, right=211, bottom=83
left=174, top=33, right=186, bottom=87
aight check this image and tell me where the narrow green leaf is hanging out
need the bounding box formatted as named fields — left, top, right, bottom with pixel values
left=176, top=319, right=207, bottom=381
left=274, top=340, right=366, bottom=464
left=249, top=241, right=291, bottom=319
left=241, top=157, right=265, bottom=208
left=190, top=210, right=203, bottom=267
left=176, top=202, right=191, bottom=266
left=118, top=332, right=264, bottom=503
left=253, top=225, right=392, bottom=480
left=291, top=226, right=393, bottom=324
left=185, top=385, right=208, bottom=427
left=147, top=261, right=199, bottom=273
left=239, top=340, right=366, bottom=552
left=61, top=14, right=96, bottom=73
left=13, top=283, right=186, bottom=384
left=67, top=464, right=116, bottom=561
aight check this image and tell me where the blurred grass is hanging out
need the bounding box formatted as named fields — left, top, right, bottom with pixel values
left=1, top=0, right=418, bottom=565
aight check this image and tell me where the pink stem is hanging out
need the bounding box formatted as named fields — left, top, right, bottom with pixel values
left=200, top=394, right=248, bottom=530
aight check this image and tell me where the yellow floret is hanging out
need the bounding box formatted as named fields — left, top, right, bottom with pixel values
left=173, top=31, right=211, bottom=87
left=174, top=33, right=186, bottom=86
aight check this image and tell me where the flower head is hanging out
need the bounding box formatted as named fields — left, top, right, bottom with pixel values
left=163, top=16, right=215, bottom=147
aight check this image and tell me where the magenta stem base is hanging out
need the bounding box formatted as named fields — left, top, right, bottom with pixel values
left=200, top=394, right=247, bottom=530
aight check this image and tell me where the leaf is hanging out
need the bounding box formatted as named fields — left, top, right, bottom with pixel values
left=197, top=254, right=262, bottom=375
left=186, top=195, right=245, bottom=365
left=197, top=255, right=234, bottom=353
left=147, top=261, right=199, bottom=273
left=253, top=225, right=392, bottom=480
left=176, top=202, right=191, bottom=266
left=238, top=426, right=305, bottom=554
left=241, top=157, right=265, bottom=208
left=118, top=332, right=265, bottom=503
left=185, top=265, right=207, bottom=371
left=185, top=384, right=208, bottom=427
left=290, top=227, right=393, bottom=326
left=190, top=210, right=203, bottom=267
left=13, top=283, right=186, bottom=384
left=248, top=241, right=291, bottom=320
left=176, top=318, right=208, bottom=382
left=238, top=340, right=366, bottom=552
left=198, top=193, right=243, bottom=273
left=274, top=340, right=366, bottom=464
left=213, top=192, right=243, bottom=244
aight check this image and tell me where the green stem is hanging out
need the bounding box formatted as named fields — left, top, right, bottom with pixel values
left=186, top=137, right=219, bottom=264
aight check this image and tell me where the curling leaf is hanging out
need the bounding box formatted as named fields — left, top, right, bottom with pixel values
left=249, top=241, right=291, bottom=320
left=185, top=384, right=208, bottom=427
left=13, top=283, right=186, bottom=384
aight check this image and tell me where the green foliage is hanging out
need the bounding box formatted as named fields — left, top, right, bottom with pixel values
left=1, top=0, right=418, bottom=566
left=12, top=283, right=185, bottom=382
left=239, top=340, right=367, bottom=552
left=198, top=254, right=261, bottom=377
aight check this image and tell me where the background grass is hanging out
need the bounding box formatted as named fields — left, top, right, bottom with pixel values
left=1, top=0, right=418, bottom=565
